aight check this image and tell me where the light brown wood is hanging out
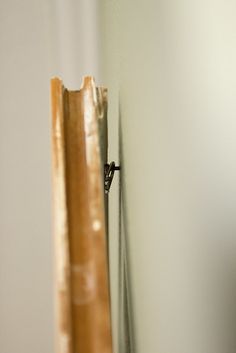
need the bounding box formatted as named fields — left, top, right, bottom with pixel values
left=51, top=78, right=73, bottom=353
left=51, top=77, right=112, bottom=353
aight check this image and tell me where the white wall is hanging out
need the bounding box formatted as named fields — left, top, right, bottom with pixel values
left=0, top=1, right=101, bottom=352
left=101, top=1, right=236, bottom=353
left=49, top=0, right=102, bottom=87
left=0, top=1, right=53, bottom=352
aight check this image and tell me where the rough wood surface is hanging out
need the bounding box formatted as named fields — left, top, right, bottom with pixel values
left=51, top=77, right=112, bottom=353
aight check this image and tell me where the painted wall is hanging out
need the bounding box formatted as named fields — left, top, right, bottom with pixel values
left=0, top=1, right=53, bottom=352
left=101, top=1, right=236, bottom=353
left=0, top=1, right=101, bottom=352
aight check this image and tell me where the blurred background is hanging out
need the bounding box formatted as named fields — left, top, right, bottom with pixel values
left=1, top=1, right=236, bottom=353
left=0, top=1, right=102, bottom=352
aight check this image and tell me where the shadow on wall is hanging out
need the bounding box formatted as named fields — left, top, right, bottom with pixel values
left=118, top=107, right=136, bottom=353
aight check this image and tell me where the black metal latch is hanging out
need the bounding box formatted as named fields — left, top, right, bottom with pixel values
left=104, top=161, right=120, bottom=194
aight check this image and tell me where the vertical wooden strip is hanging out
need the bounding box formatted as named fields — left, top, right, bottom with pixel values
left=51, top=78, right=73, bottom=353
left=51, top=77, right=112, bottom=353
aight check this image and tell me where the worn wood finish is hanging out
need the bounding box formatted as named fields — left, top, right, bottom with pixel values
left=51, top=78, right=73, bottom=353
left=51, top=77, right=112, bottom=353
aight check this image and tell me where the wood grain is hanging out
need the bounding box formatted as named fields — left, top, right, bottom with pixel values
left=51, top=77, right=112, bottom=353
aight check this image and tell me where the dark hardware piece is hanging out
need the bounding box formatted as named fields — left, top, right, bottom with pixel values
left=104, top=162, right=120, bottom=193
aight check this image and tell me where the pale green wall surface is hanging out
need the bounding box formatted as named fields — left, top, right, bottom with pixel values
left=101, top=1, right=236, bottom=353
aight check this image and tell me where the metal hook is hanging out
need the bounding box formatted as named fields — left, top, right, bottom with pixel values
left=104, top=161, right=120, bottom=193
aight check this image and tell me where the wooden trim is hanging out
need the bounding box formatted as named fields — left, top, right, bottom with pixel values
left=51, top=77, right=112, bottom=353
